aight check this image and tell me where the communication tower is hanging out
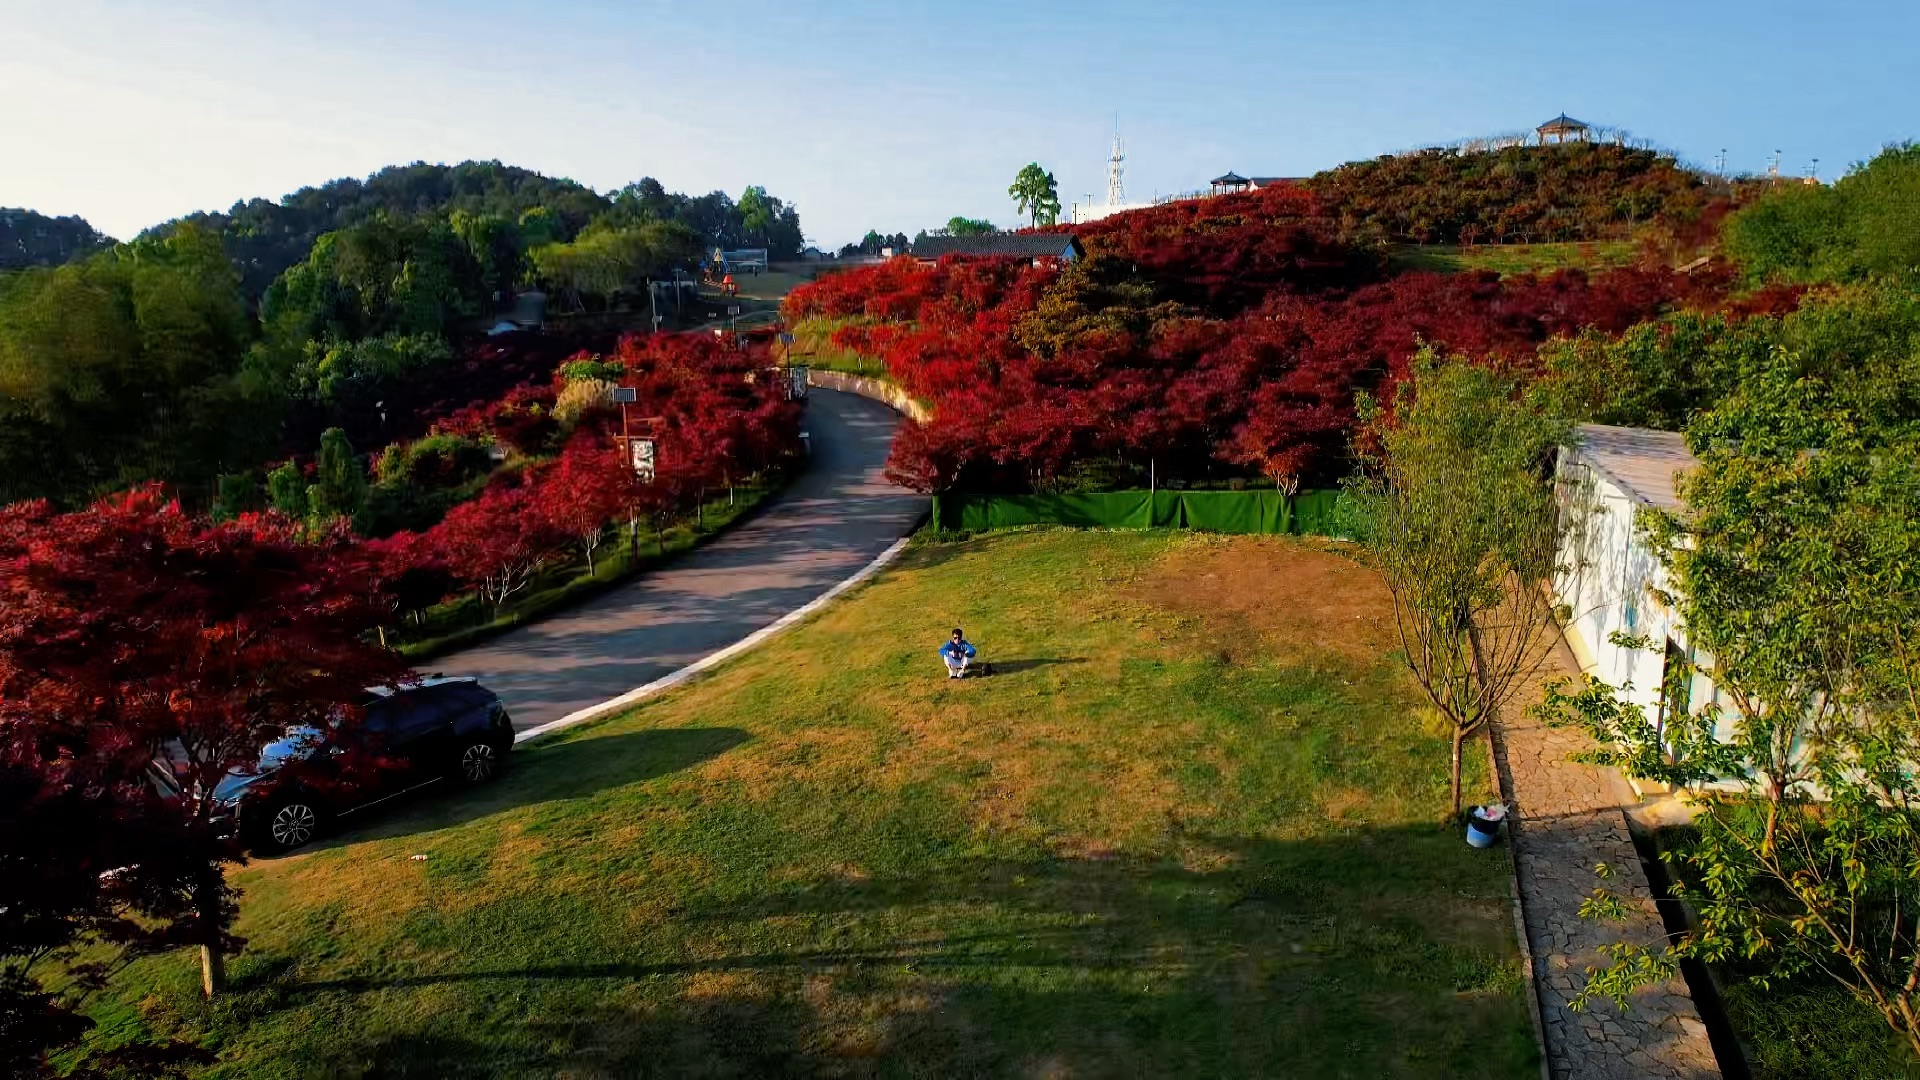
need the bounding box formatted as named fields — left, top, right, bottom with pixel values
left=1107, top=129, right=1125, bottom=207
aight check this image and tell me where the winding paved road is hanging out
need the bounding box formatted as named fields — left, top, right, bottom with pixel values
left=435, top=389, right=923, bottom=729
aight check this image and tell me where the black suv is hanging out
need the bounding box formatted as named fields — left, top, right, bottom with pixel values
left=213, top=677, right=514, bottom=853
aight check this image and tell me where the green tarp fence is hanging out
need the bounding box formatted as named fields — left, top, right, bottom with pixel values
left=932, top=489, right=1350, bottom=537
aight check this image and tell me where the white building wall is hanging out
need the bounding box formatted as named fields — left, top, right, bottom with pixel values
left=1552, top=451, right=1737, bottom=765
left=1554, top=455, right=1674, bottom=716
left=1069, top=201, right=1152, bottom=225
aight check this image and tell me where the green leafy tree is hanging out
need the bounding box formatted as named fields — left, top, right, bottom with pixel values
left=266, top=460, right=306, bottom=518
left=1009, top=163, right=1062, bottom=227
left=531, top=221, right=700, bottom=310
left=1725, top=142, right=1920, bottom=283
left=517, top=206, right=562, bottom=248
left=1722, top=183, right=1849, bottom=283
left=0, top=223, right=258, bottom=506
left=738, top=186, right=775, bottom=239
left=1537, top=342, right=1920, bottom=1055
left=1342, top=353, right=1573, bottom=814
left=1841, top=142, right=1920, bottom=277
left=1538, top=277, right=1920, bottom=431
left=210, top=471, right=263, bottom=522
left=450, top=210, right=527, bottom=303
left=945, top=216, right=996, bottom=236
left=305, top=428, right=367, bottom=523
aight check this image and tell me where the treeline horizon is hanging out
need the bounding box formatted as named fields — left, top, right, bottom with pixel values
left=0, top=160, right=807, bottom=510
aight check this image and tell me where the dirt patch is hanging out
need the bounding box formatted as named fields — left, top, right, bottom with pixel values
left=1132, top=536, right=1398, bottom=667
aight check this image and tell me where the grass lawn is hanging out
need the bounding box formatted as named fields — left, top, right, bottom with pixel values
left=84, top=530, right=1536, bottom=1078
left=787, top=315, right=888, bottom=377
left=1389, top=241, right=1641, bottom=276
left=732, top=266, right=830, bottom=303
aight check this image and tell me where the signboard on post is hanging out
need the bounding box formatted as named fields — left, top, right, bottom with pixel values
left=727, top=305, right=741, bottom=316
left=627, top=437, right=656, bottom=483
left=779, top=332, right=795, bottom=346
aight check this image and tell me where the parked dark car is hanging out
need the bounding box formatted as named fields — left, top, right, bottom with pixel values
left=213, top=677, right=514, bottom=853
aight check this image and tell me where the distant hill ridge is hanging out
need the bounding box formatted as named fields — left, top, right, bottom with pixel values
left=0, top=208, right=115, bottom=270
left=1304, top=142, right=1712, bottom=245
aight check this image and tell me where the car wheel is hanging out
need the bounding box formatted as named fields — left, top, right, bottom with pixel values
left=259, top=798, right=323, bottom=853
left=457, top=741, right=503, bottom=784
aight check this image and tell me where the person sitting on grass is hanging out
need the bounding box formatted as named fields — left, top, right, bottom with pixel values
left=940, top=628, right=976, bottom=679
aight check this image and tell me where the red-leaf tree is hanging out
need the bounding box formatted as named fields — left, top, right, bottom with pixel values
left=536, top=435, right=631, bottom=575
left=0, top=489, right=404, bottom=1008
left=362, top=527, right=458, bottom=636
left=429, top=479, right=564, bottom=611
left=788, top=240, right=1739, bottom=494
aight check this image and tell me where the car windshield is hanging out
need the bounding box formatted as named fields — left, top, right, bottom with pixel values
left=257, top=727, right=325, bottom=767
left=211, top=727, right=324, bottom=801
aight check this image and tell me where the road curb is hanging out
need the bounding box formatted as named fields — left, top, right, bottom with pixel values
left=513, top=534, right=914, bottom=744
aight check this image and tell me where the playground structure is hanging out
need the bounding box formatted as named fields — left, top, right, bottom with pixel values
left=711, top=247, right=769, bottom=275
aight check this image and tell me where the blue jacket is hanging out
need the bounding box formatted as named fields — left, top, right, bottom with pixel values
left=940, top=639, right=976, bottom=660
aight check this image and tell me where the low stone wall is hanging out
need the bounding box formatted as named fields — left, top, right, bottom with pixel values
left=807, top=369, right=929, bottom=422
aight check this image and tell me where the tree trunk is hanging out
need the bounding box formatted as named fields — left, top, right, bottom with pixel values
left=198, top=866, right=226, bottom=998
left=200, top=942, right=225, bottom=999
left=1450, top=725, right=1467, bottom=817
left=1464, top=611, right=1494, bottom=697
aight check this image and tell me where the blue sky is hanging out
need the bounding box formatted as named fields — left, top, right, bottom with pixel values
left=6, top=0, right=1913, bottom=246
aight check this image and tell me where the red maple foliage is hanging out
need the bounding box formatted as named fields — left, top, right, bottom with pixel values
left=537, top=434, right=632, bottom=575
left=0, top=488, right=405, bottom=1021
left=787, top=235, right=1742, bottom=494
left=427, top=477, right=564, bottom=612
left=1068, top=183, right=1383, bottom=311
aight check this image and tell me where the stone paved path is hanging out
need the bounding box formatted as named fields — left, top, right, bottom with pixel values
left=1492, top=636, right=1721, bottom=1080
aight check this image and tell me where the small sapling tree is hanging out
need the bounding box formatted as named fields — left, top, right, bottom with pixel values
left=1343, top=352, right=1573, bottom=815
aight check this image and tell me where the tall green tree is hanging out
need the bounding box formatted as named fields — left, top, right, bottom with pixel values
left=450, top=209, right=527, bottom=303
left=530, top=220, right=700, bottom=310
left=738, top=186, right=775, bottom=239
left=266, top=460, right=307, bottom=518
left=1343, top=353, right=1572, bottom=814
left=306, top=427, right=367, bottom=523
left=945, top=216, right=997, bottom=236
left=1725, top=142, right=1920, bottom=283
left=1539, top=341, right=1920, bottom=1055
left=1008, top=163, right=1062, bottom=228
left=0, top=223, right=262, bottom=506
left=517, top=206, right=562, bottom=247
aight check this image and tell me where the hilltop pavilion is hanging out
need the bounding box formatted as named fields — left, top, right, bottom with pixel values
left=1537, top=114, right=1590, bottom=144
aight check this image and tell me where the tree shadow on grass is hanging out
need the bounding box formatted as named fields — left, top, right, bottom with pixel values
left=272, top=727, right=751, bottom=856
left=234, top=828, right=1555, bottom=1078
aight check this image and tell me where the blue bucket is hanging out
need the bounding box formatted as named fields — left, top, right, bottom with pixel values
left=1466, top=805, right=1506, bottom=848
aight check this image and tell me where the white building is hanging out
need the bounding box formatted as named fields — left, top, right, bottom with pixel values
left=1552, top=424, right=1727, bottom=764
